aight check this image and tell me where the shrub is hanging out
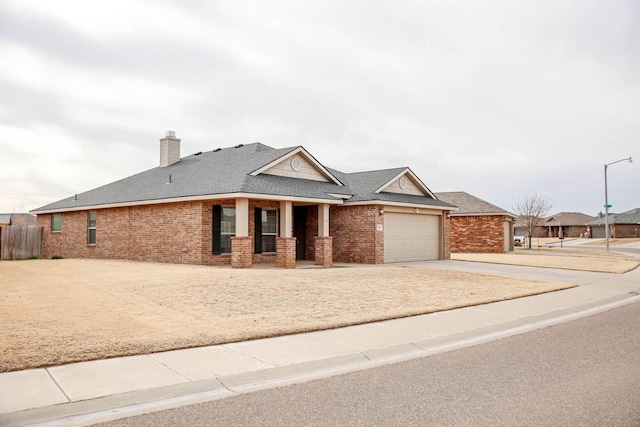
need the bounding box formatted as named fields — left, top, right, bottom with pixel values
left=51, top=255, right=63, bottom=260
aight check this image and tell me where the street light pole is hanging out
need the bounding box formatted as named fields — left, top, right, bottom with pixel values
left=604, top=157, right=632, bottom=252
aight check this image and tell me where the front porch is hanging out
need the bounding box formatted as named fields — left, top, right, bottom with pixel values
left=229, top=198, right=334, bottom=269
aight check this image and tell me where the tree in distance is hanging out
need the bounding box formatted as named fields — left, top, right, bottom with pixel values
left=513, top=192, right=552, bottom=249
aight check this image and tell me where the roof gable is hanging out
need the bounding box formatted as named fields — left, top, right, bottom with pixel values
left=250, top=147, right=343, bottom=186
left=329, top=167, right=455, bottom=209
left=375, top=168, right=434, bottom=198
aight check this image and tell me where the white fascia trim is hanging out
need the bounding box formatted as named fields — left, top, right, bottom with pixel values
left=450, top=212, right=516, bottom=218
left=374, top=168, right=436, bottom=198
left=343, top=200, right=459, bottom=211
left=32, top=193, right=344, bottom=214
left=328, top=193, right=353, bottom=200
left=249, top=147, right=344, bottom=186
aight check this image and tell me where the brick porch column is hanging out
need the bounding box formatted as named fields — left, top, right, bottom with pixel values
left=314, top=236, right=333, bottom=267
left=277, top=237, right=296, bottom=269
left=231, top=236, right=252, bottom=268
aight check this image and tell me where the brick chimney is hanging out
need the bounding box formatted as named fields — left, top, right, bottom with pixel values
left=160, top=131, right=181, bottom=167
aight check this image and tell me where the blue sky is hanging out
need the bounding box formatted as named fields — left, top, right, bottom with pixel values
left=1, top=0, right=638, bottom=216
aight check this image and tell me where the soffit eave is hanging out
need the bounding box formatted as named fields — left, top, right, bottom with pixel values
left=343, top=200, right=459, bottom=211
left=31, top=192, right=345, bottom=214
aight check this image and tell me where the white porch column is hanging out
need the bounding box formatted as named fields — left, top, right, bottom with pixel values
left=236, top=198, right=249, bottom=237
left=318, top=203, right=330, bottom=237
left=280, top=201, right=292, bottom=238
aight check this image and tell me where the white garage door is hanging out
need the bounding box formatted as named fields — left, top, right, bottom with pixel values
left=384, top=213, right=440, bottom=263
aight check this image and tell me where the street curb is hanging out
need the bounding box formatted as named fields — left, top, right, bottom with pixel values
left=3, top=292, right=639, bottom=427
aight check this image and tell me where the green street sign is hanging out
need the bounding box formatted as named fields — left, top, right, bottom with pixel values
left=604, top=204, right=612, bottom=208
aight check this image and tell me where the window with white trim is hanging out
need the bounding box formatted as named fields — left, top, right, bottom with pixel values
left=52, top=214, right=62, bottom=232
left=261, top=209, right=277, bottom=253
left=220, top=207, right=236, bottom=254
left=87, top=212, right=97, bottom=244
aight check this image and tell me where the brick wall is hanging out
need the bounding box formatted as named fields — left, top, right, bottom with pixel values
left=449, top=215, right=506, bottom=253
left=38, top=200, right=453, bottom=264
left=545, top=226, right=590, bottom=238
left=330, top=205, right=383, bottom=264
left=231, top=236, right=252, bottom=268
left=277, top=237, right=296, bottom=268
left=39, top=202, right=205, bottom=263
left=443, top=214, right=451, bottom=259
left=39, top=198, right=292, bottom=266
left=612, top=224, right=640, bottom=238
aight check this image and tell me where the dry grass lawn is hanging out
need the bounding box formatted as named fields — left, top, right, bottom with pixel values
left=0, top=259, right=575, bottom=372
left=581, top=238, right=640, bottom=247
left=452, top=252, right=639, bottom=273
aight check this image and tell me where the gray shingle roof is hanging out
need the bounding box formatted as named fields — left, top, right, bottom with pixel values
left=542, top=212, right=596, bottom=226
left=33, top=143, right=456, bottom=212
left=588, top=208, right=640, bottom=225
left=330, top=168, right=453, bottom=208
left=434, top=192, right=513, bottom=216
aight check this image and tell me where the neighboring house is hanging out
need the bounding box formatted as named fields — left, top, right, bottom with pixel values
left=434, top=192, right=515, bottom=253
left=0, top=213, right=37, bottom=227
left=588, top=208, right=640, bottom=238
left=0, top=213, right=41, bottom=260
left=540, top=212, right=596, bottom=238
left=32, top=132, right=456, bottom=268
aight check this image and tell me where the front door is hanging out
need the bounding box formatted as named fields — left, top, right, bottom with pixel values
left=293, top=206, right=308, bottom=260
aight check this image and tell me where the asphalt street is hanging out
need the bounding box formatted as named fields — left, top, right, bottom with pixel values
left=97, top=300, right=640, bottom=427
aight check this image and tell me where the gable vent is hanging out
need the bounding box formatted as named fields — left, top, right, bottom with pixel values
left=160, top=131, right=181, bottom=167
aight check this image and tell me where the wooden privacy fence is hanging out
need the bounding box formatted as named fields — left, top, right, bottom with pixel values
left=0, top=226, right=43, bottom=260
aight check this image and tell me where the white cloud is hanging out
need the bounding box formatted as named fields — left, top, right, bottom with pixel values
left=0, top=0, right=638, bottom=215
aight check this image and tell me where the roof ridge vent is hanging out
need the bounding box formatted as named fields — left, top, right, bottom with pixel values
left=213, top=148, right=221, bottom=152
left=234, top=144, right=244, bottom=149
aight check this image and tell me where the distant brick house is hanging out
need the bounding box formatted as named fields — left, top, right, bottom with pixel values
left=588, top=209, right=640, bottom=238
left=538, top=212, right=596, bottom=238
left=32, top=132, right=456, bottom=268
left=435, top=192, right=515, bottom=253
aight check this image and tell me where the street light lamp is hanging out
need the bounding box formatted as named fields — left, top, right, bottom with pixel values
left=604, top=157, right=632, bottom=251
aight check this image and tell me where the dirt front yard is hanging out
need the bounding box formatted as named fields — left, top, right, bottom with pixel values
left=452, top=252, right=639, bottom=273
left=0, top=259, right=576, bottom=372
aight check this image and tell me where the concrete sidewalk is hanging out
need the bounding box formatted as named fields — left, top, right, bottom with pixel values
left=1, top=261, right=639, bottom=427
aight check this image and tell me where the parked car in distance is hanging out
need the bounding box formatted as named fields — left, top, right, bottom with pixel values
left=514, top=236, right=526, bottom=243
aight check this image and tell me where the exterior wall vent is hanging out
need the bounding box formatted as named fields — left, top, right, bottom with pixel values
left=160, top=131, right=181, bottom=167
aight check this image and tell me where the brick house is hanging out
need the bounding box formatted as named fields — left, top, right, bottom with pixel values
left=538, top=212, right=596, bottom=238
left=435, top=192, right=515, bottom=253
left=32, top=132, right=456, bottom=268
left=588, top=208, right=640, bottom=238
